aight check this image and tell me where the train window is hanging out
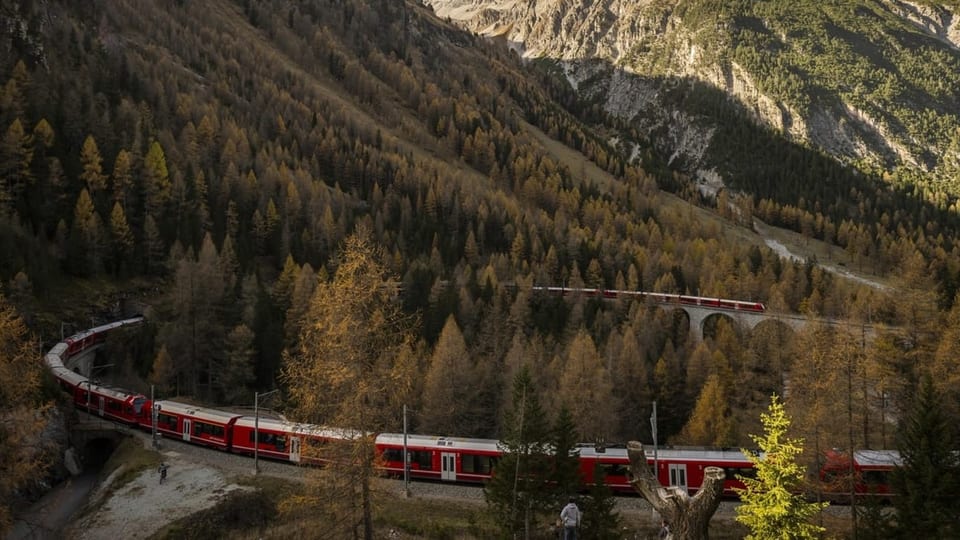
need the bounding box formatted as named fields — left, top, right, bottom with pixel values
left=248, top=431, right=286, bottom=450
left=157, top=413, right=178, bottom=429
left=107, top=401, right=122, bottom=412
left=411, top=450, right=432, bottom=470
left=599, top=463, right=629, bottom=477
left=725, top=467, right=754, bottom=480
left=461, top=454, right=495, bottom=475
left=194, top=422, right=225, bottom=438
left=381, top=449, right=403, bottom=463
left=862, top=471, right=888, bottom=485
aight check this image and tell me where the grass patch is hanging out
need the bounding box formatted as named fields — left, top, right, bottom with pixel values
left=374, top=495, right=496, bottom=539
left=101, top=436, right=161, bottom=489
left=151, top=489, right=278, bottom=540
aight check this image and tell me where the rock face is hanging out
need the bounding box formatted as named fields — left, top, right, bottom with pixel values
left=426, top=0, right=960, bottom=185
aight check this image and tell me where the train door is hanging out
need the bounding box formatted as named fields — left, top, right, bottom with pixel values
left=182, top=419, right=191, bottom=442
left=669, top=464, right=688, bottom=493
left=441, top=452, right=456, bottom=481
left=290, top=437, right=301, bottom=463
left=98, top=396, right=105, bottom=416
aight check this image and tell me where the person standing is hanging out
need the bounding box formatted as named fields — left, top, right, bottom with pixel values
left=158, top=462, right=168, bottom=484
left=560, top=496, right=581, bottom=540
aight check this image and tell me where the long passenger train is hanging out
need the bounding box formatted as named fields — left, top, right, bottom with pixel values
left=44, top=317, right=893, bottom=498
left=532, top=287, right=767, bottom=313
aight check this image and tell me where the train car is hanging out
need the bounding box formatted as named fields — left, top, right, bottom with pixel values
left=576, top=446, right=634, bottom=493
left=231, top=417, right=363, bottom=465
left=63, top=317, right=144, bottom=357
left=150, top=401, right=241, bottom=450
left=44, top=342, right=88, bottom=395
left=73, top=380, right=149, bottom=425
left=578, top=446, right=756, bottom=497
left=820, top=449, right=900, bottom=499
left=653, top=447, right=756, bottom=497
left=376, top=433, right=501, bottom=483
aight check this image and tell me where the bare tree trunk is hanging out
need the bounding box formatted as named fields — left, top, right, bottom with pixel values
left=627, top=441, right=725, bottom=540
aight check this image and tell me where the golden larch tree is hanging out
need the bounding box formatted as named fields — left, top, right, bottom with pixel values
left=0, top=293, right=51, bottom=535
left=281, top=228, right=419, bottom=540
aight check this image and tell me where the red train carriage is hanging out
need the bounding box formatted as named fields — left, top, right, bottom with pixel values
left=63, top=318, right=142, bottom=357
left=578, top=446, right=755, bottom=496
left=73, top=381, right=148, bottom=425
left=149, top=401, right=241, bottom=451
left=651, top=447, right=756, bottom=497
left=376, top=433, right=501, bottom=483
left=231, top=417, right=363, bottom=465
left=820, top=449, right=900, bottom=498
left=45, top=342, right=85, bottom=394
left=576, top=446, right=634, bottom=493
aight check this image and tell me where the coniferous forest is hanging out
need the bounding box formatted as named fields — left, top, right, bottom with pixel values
left=4, top=1, right=960, bottom=528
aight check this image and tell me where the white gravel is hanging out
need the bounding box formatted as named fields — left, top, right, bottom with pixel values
left=65, top=436, right=250, bottom=540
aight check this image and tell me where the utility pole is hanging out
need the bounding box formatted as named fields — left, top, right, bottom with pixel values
left=254, top=389, right=279, bottom=475
left=403, top=404, right=410, bottom=497
left=151, top=385, right=160, bottom=450
left=650, top=400, right=659, bottom=477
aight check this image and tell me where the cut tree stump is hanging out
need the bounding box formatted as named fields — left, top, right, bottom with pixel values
left=627, top=441, right=726, bottom=540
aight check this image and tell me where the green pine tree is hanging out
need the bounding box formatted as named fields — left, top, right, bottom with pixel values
left=889, top=375, right=960, bottom=539
left=580, top=464, right=622, bottom=540
left=735, top=394, right=827, bottom=540
left=484, top=365, right=554, bottom=538
left=551, top=405, right=583, bottom=507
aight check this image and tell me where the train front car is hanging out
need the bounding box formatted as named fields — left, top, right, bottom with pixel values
left=376, top=433, right=501, bottom=484
left=151, top=401, right=241, bottom=450
left=74, top=381, right=149, bottom=425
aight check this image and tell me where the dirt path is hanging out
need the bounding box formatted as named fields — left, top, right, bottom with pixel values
left=62, top=440, right=249, bottom=540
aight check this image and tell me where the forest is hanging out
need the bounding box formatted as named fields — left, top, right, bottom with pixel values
left=1, top=0, right=960, bottom=520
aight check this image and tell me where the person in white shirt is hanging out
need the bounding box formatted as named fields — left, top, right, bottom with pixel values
left=560, top=497, right=581, bottom=540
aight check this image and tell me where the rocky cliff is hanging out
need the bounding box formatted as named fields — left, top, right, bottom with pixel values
left=427, top=0, right=960, bottom=190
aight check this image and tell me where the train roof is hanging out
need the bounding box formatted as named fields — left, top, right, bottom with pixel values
left=233, top=416, right=365, bottom=439
left=576, top=444, right=754, bottom=463
left=854, top=449, right=902, bottom=467
left=376, top=433, right=501, bottom=453
left=82, top=380, right=147, bottom=401
left=49, top=365, right=88, bottom=387
left=155, top=400, right=242, bottom=423
left=64, top=317, right=144, bottom=345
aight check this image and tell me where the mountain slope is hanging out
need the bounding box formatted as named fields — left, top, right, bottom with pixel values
left=427, top=0, right=960, bottom=195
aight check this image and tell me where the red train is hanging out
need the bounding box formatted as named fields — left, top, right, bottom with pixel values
left=820, top=449, right=901, bottom=499
left=533, top=286, right=766, bottom=313
left=45, top=318, right=775, bottom=497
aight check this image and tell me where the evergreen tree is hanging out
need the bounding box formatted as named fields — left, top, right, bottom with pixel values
left=889, top=375, right=960, bottom=539
left=143, top=140, right=171, bottom=222
left=580, top=464, right=622, bottom=540
left=79, top=135, right=107, bottom=194
left=551, top=405, right=583, bottom=505
left=66, top=189, right=103, bottom=276
left=485, top=365, right=555, bottom=538
left=109, top=202, right=134, bottom=275
left=735, top=394, right=827, bottom=540
left=221, top=324, right=256, bottom=405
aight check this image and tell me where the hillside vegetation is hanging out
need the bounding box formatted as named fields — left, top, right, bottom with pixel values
left=2, top=2, right=960, bottom=527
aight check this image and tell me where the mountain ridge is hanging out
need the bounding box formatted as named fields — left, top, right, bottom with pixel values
left=427, top=0, right=960, bottom=195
